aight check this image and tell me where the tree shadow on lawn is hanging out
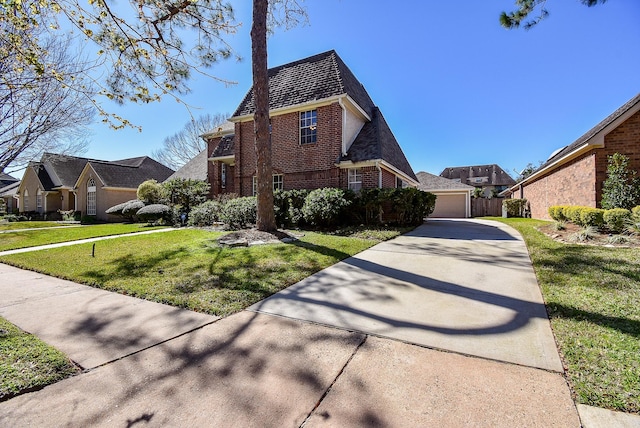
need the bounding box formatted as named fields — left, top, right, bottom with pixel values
left=547, top=302, right=640, bottom=339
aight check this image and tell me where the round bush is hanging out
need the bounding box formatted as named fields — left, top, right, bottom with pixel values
left=188, top=200, right=223, bottom=227
left=122, top=200, right=146, bottom=219
left=604, top=208, right=632, bottom=233
left=579, top=208, right=605, bottom=229
left=137, top=179, right=165, bottom=204
left=136, top=204, right=171, bottom=223
left=302, top=188, right=350, bottom=227
left=220, top=197, right=257, bottom=229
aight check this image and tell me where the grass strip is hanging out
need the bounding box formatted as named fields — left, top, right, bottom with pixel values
left=0, top=223, right=166, bottom=252
left=0, top=221, right=76, bottom=231
left=0, top=317, right=79, bottom=401
left=0, top=228, right=400, bottom=317
left=492, top=217, right=640, bottom=413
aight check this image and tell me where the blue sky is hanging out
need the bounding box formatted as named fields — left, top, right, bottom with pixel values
left=82, top=0, right=639, bottom=179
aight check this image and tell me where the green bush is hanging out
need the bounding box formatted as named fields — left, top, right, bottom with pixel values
left=603, top=208, right=632, bottom=233
left=81, top=215, right=97, bottom=224
left=188, top=200, right=223, bottom=227
left=136, top=204, right=171, bottom=223
left=163, top=178, right=210, bottom=214
left=137, top=179, right=166, bottom=204
left=302, top=188, right=351, bottom=228
left=563, top=206, right=592, bottom=226
left=386, top=188, right=436, bottom=226
left=121, top=200, right=145, bottom=221
left=273, top=189, right=309, bottom=228
left=503, top=199, right=528, bottom=218
left=601, top=153, right=640, bottom=210
left=220, top=197, right=257, bottom=229
left=632, top=206, right=640, bottom=218
left=4, top=214, right=27, bottom=222
left=548, top=205, right=571, bottom=222
left=579, top=208, right=605, bottom=229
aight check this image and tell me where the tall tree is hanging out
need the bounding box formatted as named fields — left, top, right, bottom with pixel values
left=250, top=0, right=306, bottom=232
left=153, top=113, right=229, bottom=170
left=0, top=32, right=96, bottom=173
left=500, top=0, right=608, bottom=29
left=601, top=153, right=640, bottom=210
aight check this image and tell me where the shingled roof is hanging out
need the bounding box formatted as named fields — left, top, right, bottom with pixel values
left=29, top=153, right=98, bottom=190
left=210, top=135, right=235, bottom=158
left=232, top=50, right=376, bottom=118
left=416, top=171, right=475, bottom=191
left=86, top=157, right=174, bottom=188
left=166, top=149, right=208, bottom=182
left=440, top=164, right=516, bottom=187
left=341, top=108, right=417, bottom=181
left=0, top=172, right=18, bottom=188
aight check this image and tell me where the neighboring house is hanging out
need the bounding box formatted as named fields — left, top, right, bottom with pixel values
left=17, top=153, right=173, bottom=221
left=504, top=93, right=640, bottom=220
left=416, top=171, right=474, bottom=218
left=0, top=172, right=20, bottom=214
left=205, top=50, right=418, bottom=197
left=439, top=164, right=515, bottom=198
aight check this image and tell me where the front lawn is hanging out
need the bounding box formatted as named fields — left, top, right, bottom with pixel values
left=0, top=221, right=76, bottom=231
left=0, top=228, right=400, bottom=317
left=493, top=217, right=640, bottom=413
left=0, top=223, right=167, bottom=252
left=0, top=317, right=79, bottom=401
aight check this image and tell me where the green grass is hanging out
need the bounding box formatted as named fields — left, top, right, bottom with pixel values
left=0, top=221, right=76, bottom=231
left=491, top=217, right=640, bottom=413
left=0, top=317, right=79, bottom=401
left=0, top=223, right=167, bottom=252
left=0, top=228, right=397, bottom=317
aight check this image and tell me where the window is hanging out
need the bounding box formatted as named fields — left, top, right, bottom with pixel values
left=87, top=178, right=96, bottom=216
left=36, top=189, right=43, bottom=211
left=253, top=174, right=284, bottom=196
left=300, top=110, right=317, bottom=144
left=221, top=163, right=227, bottom=188
left=396, top=177, right=408, bottom=189
left=23, top=189, right=29, bottom=211
left=348, top=168, right=362, bottom=191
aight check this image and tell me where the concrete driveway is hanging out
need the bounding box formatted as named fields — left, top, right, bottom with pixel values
left=251, top=218, right=563, bottom=371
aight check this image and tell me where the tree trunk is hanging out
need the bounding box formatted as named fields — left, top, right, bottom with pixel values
left=251, top=0, right=276, bottom=232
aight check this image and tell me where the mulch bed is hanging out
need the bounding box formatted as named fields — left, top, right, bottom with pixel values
left=539, top=222, right=640, bottom=248
left=217, top=229, right=302, bottom=247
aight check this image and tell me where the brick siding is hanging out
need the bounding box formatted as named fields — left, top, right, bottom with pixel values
left=521, top=109, right=640, bottom=219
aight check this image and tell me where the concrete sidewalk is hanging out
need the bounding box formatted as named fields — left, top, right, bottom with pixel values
left=0, top=219, right=636, bottom=427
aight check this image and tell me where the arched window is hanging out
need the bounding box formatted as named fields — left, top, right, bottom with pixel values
left=23, top=189, right=29, bottom=211
left=87, top=178, right=96, bottom=216
left=36, top=189, right=43, bottom=212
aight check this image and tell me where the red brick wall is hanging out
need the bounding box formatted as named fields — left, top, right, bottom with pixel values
left=595, top=110, right=640, bottom=204
left=236, top=103, right=344, bottom=195
left=521, top=153, right=597, bottom=219
left=381, top=169, right=396, bottom=188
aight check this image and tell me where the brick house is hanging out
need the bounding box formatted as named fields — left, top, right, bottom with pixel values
left=17, top=153, right=173, bottom=221
left=204, top=50, right=418, bottom=196
left=439, top=164, right=516, bottom=198
left=504, top=93, right=640, bottom=220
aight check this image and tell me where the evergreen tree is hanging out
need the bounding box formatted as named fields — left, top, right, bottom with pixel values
left=601, top=153, right=640, bottom=210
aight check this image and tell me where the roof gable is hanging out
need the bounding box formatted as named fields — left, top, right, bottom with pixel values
left=417, top=171, right=475, bottom=191
left=84, top=157, right=174, bottom=188
left=166, top=149, right=208, bottom=182
left=341, top=108, right=417, bottom=182
left=232, top=50, right=375, bottom=118
left=210, top=135, right=235, bottom=158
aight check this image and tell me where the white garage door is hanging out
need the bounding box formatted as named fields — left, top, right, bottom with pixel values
left=431, top=193, right=466, bottom=218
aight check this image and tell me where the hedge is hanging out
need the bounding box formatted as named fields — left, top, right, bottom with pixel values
left=220, top=197, right=257, bottom=229
left=603, top=208, right=632, bottom=233
left=503, top=199, right=528, bottom=218
left=302, top=188, right=351, bottom=228
left=188, top=200, right=223, bottom=227
left=136, top=204, right=171, bottom=223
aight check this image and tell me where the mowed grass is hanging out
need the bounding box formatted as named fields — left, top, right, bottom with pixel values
left=492, top=217, right=640, bottom=413
left=0, top=223, right=166, bottom=252
left=0, top=229, right=392, bottom=317
left=0, top=317, right=79, bottom=401
left=0, top=221, right=76, bottom=231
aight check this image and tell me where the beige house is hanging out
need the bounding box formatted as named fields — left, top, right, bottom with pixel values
left=17, top=153, right=173, bottom=221
left=417, top=171, right=474, bottom=218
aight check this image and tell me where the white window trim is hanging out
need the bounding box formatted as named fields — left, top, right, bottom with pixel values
left=348, top=168, right=362, bottom=191
left=253, top=174, right=284, bottom=196
left=87, top=178, right=97, bottom=216
left=300, top=110, right=317, bottom=145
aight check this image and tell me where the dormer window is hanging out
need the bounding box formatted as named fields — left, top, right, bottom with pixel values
left=300, top=110, right=317, bottom=144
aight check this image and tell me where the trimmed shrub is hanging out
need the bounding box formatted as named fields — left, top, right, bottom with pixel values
left=163, top=178, right=210, bottom=214
left=137, top=179, right=165, bottom=204
left=632, top=206, right=640, bottom=218
left=563, top=206, right=591, bottom=226
left=386, top=188, right=436, bottom=226
left=106, top=200, right=138, bottom=217
left=579, top=208, right=605, bottom=229
left=136, top=204, right=171, bottom=223
left=302, top=188, right=351, bottom=228
left=121, top=200, right=146, bottom=221
left=503, top=199, right=528, bottom=218
left=220, top=197, right=257, bottom=229
left=188, top=200, right=223, bottom=227
left=603, top=208, right=632, bottom=233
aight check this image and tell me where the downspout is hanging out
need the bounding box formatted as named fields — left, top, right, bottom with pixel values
left=376, top=161, right=382, bottom=188
left=338, top=97, right=347, bottom=156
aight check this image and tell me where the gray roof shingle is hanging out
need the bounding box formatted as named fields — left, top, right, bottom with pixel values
left=232, top=50, right=375, bottom=118
left=439, top=164, right=516, bottom=187
left=417, top=171, right=475, bottom=191
left=166, top=149, right=208, bottom=182
left=341, top=107, right=417, bottom=181
left=210, top=135, right=235, bottom=158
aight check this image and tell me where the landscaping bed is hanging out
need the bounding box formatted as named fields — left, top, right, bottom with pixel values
left=539, top=222, right=640, bottom=248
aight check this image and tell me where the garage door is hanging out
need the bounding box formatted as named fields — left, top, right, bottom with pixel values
left=431, top=193, right=466, bottom=218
